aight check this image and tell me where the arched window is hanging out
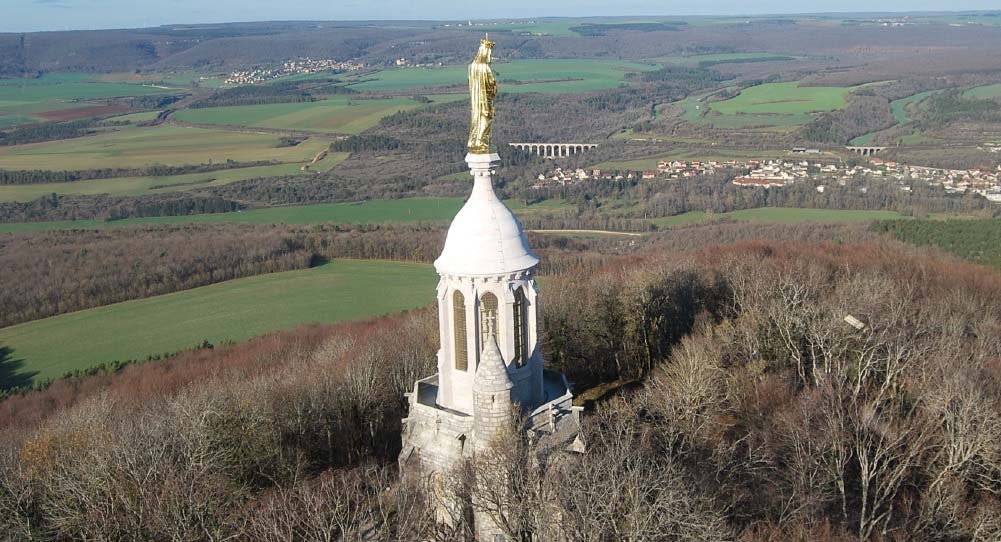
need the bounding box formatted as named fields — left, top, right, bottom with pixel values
left=453, top=290, right=468, bottom=371
left=479, top=292, right=499, bottom=354
left=513, top=287, right=528, bottom=366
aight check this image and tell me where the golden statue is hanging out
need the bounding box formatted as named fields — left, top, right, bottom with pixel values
left=467, top=35, right=496, bottom=154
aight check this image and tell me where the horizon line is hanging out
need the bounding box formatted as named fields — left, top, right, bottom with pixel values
left=3, top=9, right=1000, bottom=34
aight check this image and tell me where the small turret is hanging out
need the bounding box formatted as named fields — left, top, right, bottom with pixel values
left=473, top=315, right=514, bottom=449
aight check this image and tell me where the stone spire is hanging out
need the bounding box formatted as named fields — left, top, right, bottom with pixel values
left=474, top=315, right=513, bottom=395
left=473, top=315, right=514, bottom=454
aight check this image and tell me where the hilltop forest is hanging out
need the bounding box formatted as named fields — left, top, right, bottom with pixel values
left=2, top=225, right=1001, bottom=541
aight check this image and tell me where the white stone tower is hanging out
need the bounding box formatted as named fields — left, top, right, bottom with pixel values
left=433, top=152, right=544, bottom=415
left=400, top=153, right=581, bottom=540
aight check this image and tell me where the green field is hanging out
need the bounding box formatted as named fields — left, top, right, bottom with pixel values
left=0, top=260, right=437, bottom=387
left=850, top=132, right=876, bottom=146
left=964, top=83, right=1001, bottom=99
left=341, top=59, right=657, bottom=93
left=0, top=160, right=343, bottom=203
left=0, top=124, right=328, bottom=171
left=711, top=82, right=851, bottom=115
left=0, top=73, right=178, bottom=126
left=0, top=74, right=178, bottom=101
left=672, top=95, right=707, bottom=123
left=651, top=207, right=907, bottom=227
left=174, top=95, right=463, bottom=134
left=100, top=71, right=227, bottom=89
left=891, top=90, right=937, bottom=124
left=0, top=197, right=568, bottom=233
left=681, top=82, right=855, bottom=129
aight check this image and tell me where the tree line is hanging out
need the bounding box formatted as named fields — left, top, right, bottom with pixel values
left=0, top=221, right=653, bottom=329
left=0, top=192, right=244, bottom=223
left=0, top=159, right=278, bottom=185
left=190, top=81, right=317, bottom=108
left=0, top=119, right=97, bottom=146
left=798, top=94, right=896, bottom=144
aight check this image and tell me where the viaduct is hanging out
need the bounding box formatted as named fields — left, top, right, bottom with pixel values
left=845, top=146, right=887, bottom=156
left=509, top=142, right=599, bottom=158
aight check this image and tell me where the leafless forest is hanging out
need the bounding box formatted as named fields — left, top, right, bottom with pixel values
left=2, top=224, right=1000, bottom=541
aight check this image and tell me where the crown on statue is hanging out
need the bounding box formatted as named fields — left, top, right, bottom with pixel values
left=480, top=34, right=495, bottom=48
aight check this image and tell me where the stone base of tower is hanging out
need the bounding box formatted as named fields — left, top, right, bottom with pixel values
left=399, top=369, right=583, bottom=540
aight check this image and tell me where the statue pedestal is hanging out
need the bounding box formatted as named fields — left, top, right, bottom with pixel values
left=465, top=152, right=500, bottom=176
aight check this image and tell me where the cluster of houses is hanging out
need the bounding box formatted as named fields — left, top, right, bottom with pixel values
left=868, top=158, right=1001, bottom=202
left=393, top=58, right=445, bottom=68
left=732, top=160, right=827, bottom=188
left=224, top=58, right=364, bottom=85
left=531, top=157, right=1001, bottom=203
left=736, top=158, right=1001, bottom=202
left=532, top=159, right=767, bottom=189
left=533, top=167, right=652, bottom=187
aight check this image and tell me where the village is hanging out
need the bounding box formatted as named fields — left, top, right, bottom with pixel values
left=532, top=156, right=1001, bottom=203
left=224, top=57, right=364, bottom=85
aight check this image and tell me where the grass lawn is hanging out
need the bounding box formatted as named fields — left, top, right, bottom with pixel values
left=0, top=124, right=328, bottom=170
left=711, top=82, right=852, bottom=116
left=342, top=59, right=657, bottom=93
left=174, top=95, right=463, bottom=134
left=0, top=260, right=437, bottom=387
left=651, top=207, right=906, bottom=227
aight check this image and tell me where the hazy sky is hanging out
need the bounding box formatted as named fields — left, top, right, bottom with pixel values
left=2, top=0, right=1000, bottom=33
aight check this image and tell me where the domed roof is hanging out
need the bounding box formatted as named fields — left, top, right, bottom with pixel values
left=434, top=175, right=539, bottom=276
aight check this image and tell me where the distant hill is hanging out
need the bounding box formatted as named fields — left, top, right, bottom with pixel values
left=0, top=22, right=423, bottom=74
left=5, top=16, right=1001, bottom=78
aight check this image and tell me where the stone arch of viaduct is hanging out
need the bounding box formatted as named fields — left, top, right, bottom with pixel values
left=509, top=142, right=599, bottom=158
left=845, top=146, right=887, bottom=157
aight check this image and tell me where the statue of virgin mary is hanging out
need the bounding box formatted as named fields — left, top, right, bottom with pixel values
left=467, top=36, right=496, bottom=154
